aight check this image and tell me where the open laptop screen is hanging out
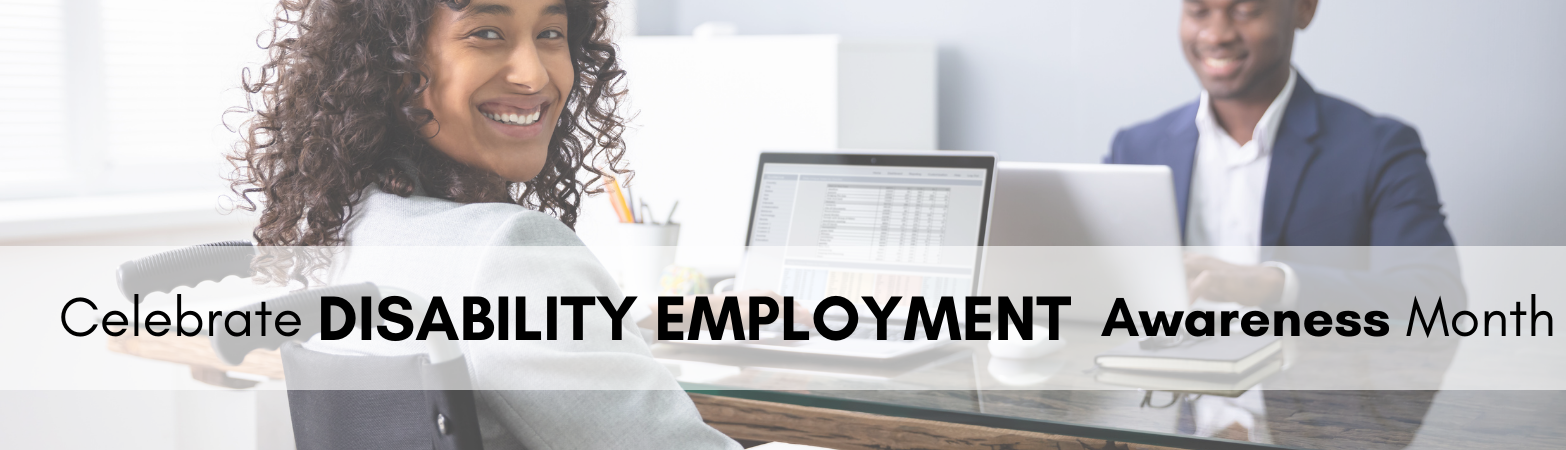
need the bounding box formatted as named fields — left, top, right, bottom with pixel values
left=738, top=152, right=994, bottom=300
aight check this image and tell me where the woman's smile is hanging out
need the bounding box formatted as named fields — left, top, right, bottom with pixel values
left=478, top=98, right=552, bottom=139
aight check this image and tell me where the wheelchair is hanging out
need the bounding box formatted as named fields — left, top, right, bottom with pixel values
left=117, top=241, right=485, bottom=450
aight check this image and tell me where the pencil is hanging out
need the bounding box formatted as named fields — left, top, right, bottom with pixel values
left=605, top=176, right=632, bottom=223
left=626, top=185, right=639, bottom=223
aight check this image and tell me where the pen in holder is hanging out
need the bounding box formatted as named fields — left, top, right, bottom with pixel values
left=614, top=222, right=680, bottom=296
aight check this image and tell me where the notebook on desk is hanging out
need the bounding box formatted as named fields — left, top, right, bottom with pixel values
left=1093, top=335, right=1283, bottom=396
left=1095, top=335, right=1282, bottom=374
left=1095, top=358, right=1283, bottom=397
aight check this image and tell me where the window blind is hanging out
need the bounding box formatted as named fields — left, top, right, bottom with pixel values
left=0, top=0, right=275, bottom=199
left=0, top=0, right=70, bottom=181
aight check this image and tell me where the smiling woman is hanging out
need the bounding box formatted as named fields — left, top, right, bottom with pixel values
left=225, top=0, right=742, bottom=448
left=229, top=0, right=630, bottom=283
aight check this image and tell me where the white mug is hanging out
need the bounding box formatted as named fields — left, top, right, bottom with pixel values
left=613, top=223, right=680, bottom=296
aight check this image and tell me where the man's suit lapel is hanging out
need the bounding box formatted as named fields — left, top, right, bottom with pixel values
left=1261, top=77, right=1323, bottom=246
left=1160, top=104, right=1200, bottom=242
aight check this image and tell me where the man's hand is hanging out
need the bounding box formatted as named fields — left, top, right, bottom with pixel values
left=1184, top=253, right=1285, bottom=306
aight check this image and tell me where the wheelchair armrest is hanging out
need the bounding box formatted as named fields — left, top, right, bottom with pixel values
left=211, top=282, right=379, bottom=365
left=210, top=283, right=463, bottom=367
left=118, top=241, right=255, bottom=301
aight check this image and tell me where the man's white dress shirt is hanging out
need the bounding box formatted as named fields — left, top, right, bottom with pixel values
left=1187, top=68, right=1300, bottom=307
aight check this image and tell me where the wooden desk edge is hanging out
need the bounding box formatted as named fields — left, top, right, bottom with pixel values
left=107, top=334, right=285, bottom=380
left=688, top=392, right=1185, bottom=450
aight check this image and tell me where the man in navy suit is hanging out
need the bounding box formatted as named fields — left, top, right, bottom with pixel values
left=1107, top=0, right=1462, bottom=311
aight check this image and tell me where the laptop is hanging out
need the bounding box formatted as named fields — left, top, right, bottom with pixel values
left=690, top=150, right=997, bottom=359
left=979, top=162, right=1188, bottom=323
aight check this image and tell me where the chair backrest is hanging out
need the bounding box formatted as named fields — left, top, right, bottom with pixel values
left=118, top=242, right=487, bottom=450
left=282, top=342, right=485, bottom=450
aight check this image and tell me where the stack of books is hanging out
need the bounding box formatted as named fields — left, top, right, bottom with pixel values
left=1093, top=335, right=1283, bottom=397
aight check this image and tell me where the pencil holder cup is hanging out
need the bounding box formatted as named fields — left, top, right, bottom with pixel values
left=613, top=223, right=680, bottom=296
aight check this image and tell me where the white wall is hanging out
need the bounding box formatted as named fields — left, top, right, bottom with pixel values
left=649, top=0, right=1566, bottom=245
left=579, top=36, right=938, bottom=274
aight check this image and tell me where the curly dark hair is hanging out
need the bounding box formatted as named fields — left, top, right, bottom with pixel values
left=227, top=0, right=629, bottom=284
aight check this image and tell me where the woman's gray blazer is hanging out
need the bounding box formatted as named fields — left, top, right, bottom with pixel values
left=304, top=187, right=741, bottom=450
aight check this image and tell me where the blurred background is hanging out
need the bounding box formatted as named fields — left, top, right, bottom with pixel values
left=2, top=0, right=1562, bottom=248
left=1, top=0, right=275, bottom=244
left=1, top=2, right=1563, bottom=449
